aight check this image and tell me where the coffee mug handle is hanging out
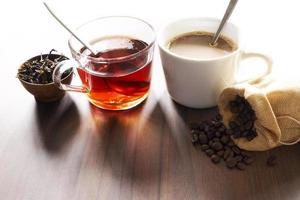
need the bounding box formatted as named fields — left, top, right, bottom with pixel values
left=53, top=60, right=87, bottom=93
left=235, top=51, right=273, bottom=85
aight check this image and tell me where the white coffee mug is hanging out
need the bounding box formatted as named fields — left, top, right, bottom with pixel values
left=158, top=17, right=272, bottom=108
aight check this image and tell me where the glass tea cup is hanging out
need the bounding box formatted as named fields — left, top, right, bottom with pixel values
left=53, top=16, right=155, bottom=110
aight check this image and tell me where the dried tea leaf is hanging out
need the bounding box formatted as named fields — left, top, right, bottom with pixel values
left=17, top=50, right=70, bottom=84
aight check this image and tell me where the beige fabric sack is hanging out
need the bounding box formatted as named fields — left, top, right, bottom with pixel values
left=218, top=76, right=300, bottom=151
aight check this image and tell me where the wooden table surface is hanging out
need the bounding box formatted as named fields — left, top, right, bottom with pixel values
left=1, top=60, right=300, bottom=200
left=2, top=1, right=300, bottom=200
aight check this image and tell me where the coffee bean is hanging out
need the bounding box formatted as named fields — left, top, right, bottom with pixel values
left=199, top=133, right=208, bottom=144
left=251, top=128, right=257, bottom=133
left=191, top=129, right=200, bottom=135
left=214, top=121, right=223, bottom=128
left=240, top=150, right=250, bottom=157
left=237, top=162, right=246, bottom=170
left=239, top=126, right=246, bottom=133
left=229, top=121, right=237, bottom=129
left=226, top=157, right=237, bottom=168
left=241, top=131, right=249, bottom=137
left=241, top=108, right=250, bottom=116
left=243, top=156, right=254, bottom=165
left=192, top=133, right=199, bottom=140
left=212, top=141, right=223, bottom=151
left=204, top=125, right=210, bottom=132
left=267, top=155, right=277, bottom=167
left=245, top=121, right=253, bottom=130
left=229, top=101, right=239, bottom=113
left=191, top=134, right=198, bottom=144
left=237, top=105, right=244, bottom=113
left=191, top=129, right=199, bottom=134
left=224, top=148, right=232, bottom=160
left=245, top=113, right=252, bottom=121
left=200, top=131, right=207, bottom=135
left=208, top=140, right=214, bottom=147
left=220, top=135, right=229, bottom=144
left=217, top=150, right=224, bottom=157
left=235, top=155, right=243, bottom=162
left=207, top=126, right=215, bottom=132
left=246, top=134, right=256, bottom=141
left=215, top=131, right=222, bottom=138
left=218, top=126, right=226, bottom=133
left=191, top=139, right=197, bottom=144
left=208, top=120, right=215, bottom=126
left=227, top=95, right=258, bottom=141
left=200, top=144, right=210, bottom=151
left=232, top=146, right=241, bottom=155
left=242, top=113, right=252, bottom=123
left=211, top=127, right=217, bottom=133
left=235, top=118, right=243, bottom=126
left=211, top=154, right=221, bottom=163
left=205, top=149, right=214, bottom=157
left=226, top=129, right=234, bottom=135
left=207, top=131, right=215, bottom=139
left=233, top=131, right=241, bottom=139
left=212, top=137, right=220, bottom=143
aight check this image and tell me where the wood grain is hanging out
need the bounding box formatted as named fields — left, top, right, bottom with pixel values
left=1, top=74, right=300, bottom=200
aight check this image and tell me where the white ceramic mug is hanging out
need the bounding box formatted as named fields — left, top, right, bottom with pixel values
left=158, top=17, right=272, bottom=108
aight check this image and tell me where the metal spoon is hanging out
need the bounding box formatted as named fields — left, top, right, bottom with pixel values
left=210, top=0, right=239, bottom=46
left=43, top=1, right=97, bottom=55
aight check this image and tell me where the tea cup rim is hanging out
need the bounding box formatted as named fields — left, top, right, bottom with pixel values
left=68, top=15, right=156, bottom=64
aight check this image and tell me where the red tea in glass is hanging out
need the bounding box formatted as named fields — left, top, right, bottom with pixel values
left=53, top=16, right=155, bottom=110
left=77, top=36, right=152, bottom=110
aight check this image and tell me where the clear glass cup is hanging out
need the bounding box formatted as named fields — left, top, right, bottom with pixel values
left=53, top=16, right=155, bottom=110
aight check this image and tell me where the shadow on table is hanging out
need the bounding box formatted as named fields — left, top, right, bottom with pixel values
left=88, top=92, right=300, bottom=200
left=88, top=91, right=219, bottom=193
left=89, top=95, right=167, bottom=185
left=34, top=94, right=80, bottom=154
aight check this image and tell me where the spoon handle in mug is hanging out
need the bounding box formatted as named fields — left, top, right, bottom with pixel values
left=210, top=0, right=239, bottom=46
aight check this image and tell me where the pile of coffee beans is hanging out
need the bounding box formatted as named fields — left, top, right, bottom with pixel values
left=227, top=96, right=257, bottom=141
left=190, top=114, right=254, bottom=170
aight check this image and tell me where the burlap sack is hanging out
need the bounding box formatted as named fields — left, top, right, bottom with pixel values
left=218, top=76, right=300, bottom=151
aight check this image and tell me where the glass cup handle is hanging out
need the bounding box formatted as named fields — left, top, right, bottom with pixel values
left=53, top=60, right=87, bottom=93
left=235, top=51, right=273, bottom=85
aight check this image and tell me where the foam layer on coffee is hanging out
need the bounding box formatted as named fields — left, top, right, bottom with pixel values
left=168, top=32, right=237, bottom=60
